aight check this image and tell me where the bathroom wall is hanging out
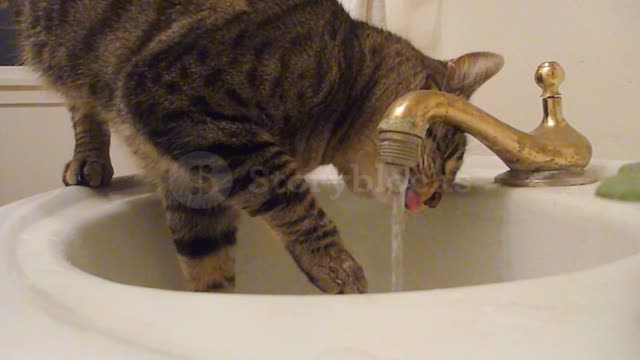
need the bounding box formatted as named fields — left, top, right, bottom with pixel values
left=1, top=0, right=639, bottom=205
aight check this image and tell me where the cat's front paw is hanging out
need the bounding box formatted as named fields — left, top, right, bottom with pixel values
left=305, top=247, right=368, bottom=294
left=63, top=156, right=114, bottom=188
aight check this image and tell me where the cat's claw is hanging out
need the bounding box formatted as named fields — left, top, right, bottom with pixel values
left=307, top=248, right=368, bottom=294
left=63, top=157, right=114, bottom=188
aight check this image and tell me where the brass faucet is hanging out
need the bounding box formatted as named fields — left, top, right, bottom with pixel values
left=377, top=61, right=597, bottom=187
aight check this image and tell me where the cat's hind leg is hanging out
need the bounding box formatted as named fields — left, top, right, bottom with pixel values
left=161, top=185, right=239, bottom=292
left=62, top=102, right=114, bottom=188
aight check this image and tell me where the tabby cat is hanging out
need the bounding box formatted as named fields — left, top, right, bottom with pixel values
left=4, top=0, right=502, bottom=294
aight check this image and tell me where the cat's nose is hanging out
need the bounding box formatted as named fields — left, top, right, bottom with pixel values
left=423, top=191, right=442, bottom=208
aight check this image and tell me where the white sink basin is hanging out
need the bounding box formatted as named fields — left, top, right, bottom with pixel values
left=65, top=161, right=639, bottom=295
left=1, top=156, right=639, bottom=359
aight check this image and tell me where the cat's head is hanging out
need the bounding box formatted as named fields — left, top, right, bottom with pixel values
left=405, top=52, right=503, bottom=212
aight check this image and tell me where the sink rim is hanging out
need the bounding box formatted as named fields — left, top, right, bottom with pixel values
left=1, top=156, right=639, bottom=359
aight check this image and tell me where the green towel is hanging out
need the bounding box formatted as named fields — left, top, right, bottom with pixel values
left=596, top=162, right=640, bottom=202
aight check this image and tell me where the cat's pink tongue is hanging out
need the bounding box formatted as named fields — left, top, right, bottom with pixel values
left=405, top=188, right=421, bottom=213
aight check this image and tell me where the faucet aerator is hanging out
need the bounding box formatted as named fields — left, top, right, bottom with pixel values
left=377, top=131, right=423, bottom=168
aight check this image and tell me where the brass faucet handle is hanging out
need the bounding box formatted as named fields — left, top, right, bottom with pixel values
left=535, top=61, right=565, bottom=98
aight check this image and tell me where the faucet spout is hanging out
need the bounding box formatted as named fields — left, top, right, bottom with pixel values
left=377, top=61, right=596, bottom=187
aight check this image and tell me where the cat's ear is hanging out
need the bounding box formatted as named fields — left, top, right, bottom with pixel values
left=444, top=52, right=504, bottom=98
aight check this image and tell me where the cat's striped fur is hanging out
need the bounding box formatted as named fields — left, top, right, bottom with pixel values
left=5, top=0, right=502, bottom=293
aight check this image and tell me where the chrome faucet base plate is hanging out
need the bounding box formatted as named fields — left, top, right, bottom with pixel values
left=495, top=168, right=598, bottom=187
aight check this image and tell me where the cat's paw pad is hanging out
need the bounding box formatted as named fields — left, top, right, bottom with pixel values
left=307, top=248, right=368, bottom=294
left=63, top=157, right=114, bottom=188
